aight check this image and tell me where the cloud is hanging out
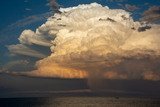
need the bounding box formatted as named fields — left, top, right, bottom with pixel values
left=0, top=12, right=52, bottom=45
left=18, top=30, right=52, bottom=47
left=6, top=3, right=160, bottom=88
left=124, top=4, right=139, bottom=11
left=25, top=8, right=32, bottom=11
left=6, top=29, right=52, bottom=61
left=107, top=0, right=127, bottom=2
left=48, top=0, right=60, bottom=13
left=141, top=6, right=160, bottom=23
left=24, top=0, right=28, bottom=3
left=1, top=60, right=31, bottom=72
left=5, top=12, right=52, bottom=29
left=8, top=44, right=47, bottom=58
left=118, top=4, right=139, bottom=12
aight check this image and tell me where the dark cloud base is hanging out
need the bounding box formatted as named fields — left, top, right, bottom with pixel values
left=1, top=74, right=160, bottom=98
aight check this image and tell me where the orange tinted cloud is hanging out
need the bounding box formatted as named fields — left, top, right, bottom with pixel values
left=7, top=3, right=160, bottom=82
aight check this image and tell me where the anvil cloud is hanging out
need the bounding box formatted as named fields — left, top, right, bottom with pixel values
left=8, top=3, right=160, bottom=81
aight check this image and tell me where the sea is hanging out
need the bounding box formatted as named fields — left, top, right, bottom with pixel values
left=1, top=96, right=160, bottom=107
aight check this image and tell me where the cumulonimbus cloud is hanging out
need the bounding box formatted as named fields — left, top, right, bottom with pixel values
left=7, top=3, right=160, bottom=82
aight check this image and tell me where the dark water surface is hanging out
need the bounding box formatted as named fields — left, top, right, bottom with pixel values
left=0, top=97, right=160, bottom=107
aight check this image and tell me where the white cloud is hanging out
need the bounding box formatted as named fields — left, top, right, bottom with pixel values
left=7, top=3, right=160, bottom=82
left=19, top=30, right=52, bottom=47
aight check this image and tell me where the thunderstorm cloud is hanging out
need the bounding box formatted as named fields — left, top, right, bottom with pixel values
left=7, top=3, right=160, bottom=82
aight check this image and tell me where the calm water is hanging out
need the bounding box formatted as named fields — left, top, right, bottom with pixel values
left=0, top=97, right=160, bottom=107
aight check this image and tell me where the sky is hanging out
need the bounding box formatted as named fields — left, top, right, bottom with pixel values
left=0, top=0, right=160, bottom=64
left=0, top=0, right=160, bottom=98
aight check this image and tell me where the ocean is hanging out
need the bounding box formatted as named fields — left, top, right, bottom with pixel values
left=1, top=96, right=160, bottom=107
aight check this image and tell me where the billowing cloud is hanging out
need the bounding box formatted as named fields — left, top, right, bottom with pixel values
left=141, top=6, right=160, bottom=23
left=18, top=30, right=52, bottom=47
left=7, top=3, right=160, bottom=83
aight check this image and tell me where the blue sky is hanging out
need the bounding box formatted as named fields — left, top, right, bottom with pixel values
left=0, top=0, right=49, bottom=29
left=0, top=0, right=160, bottom=29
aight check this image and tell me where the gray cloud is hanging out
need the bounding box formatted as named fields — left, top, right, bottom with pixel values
left=141, top=6, right=160, bottom=23
left=125, top=4, right=139, bottom=11
left=107, top=0, right=127, bottom=2
left=8, top=44, right=47, bottom=58
left=25, top=8, right=32, bottom=11
left=48, top=0, right=60, bottom=13
left=1, top=60, right=32, bottom=72
left=24, top=0, right=28, bottom=3
left=6, top=12, right=52, bottom=28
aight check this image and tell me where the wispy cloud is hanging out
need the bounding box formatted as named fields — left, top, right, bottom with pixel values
left=141, top=6, right=160, bottom=23
left=0, top=12, right=52, bottom=45
left=25, top=8, right=32, bottom=11
left=107, top=0, right=127, bottom=2
left=1, top=60, right=31, bottom=72
left=8, top=44, right=47, bottom=58
left=124, top=4, right=139, bottom=11
left=48, top=0, right=60, bottom=13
